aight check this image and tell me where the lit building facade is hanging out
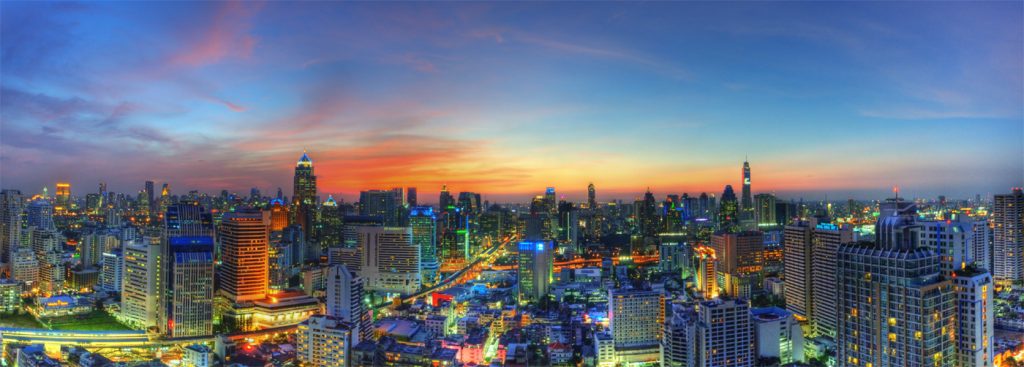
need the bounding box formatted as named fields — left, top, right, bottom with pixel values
left=218, top=210, right=270, bottom=302
left=517, top=241, right=553, bottom=304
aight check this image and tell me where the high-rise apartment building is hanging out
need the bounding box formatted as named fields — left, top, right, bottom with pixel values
left=297, top=315, right=354, bottom=367
left=326, top=264, right=372, bottom=344
left=121, top=237, right=162, bottom=330
left=810, top=222, right=851, bottom=338
left=218, top=210, right=270, bottom=302
left=994, top=188, right=1024, bottom=284
left=836, top=199, right=956, bottom=367
left=608, top=288, right=665, bottom=364
left=697, top=298, right=753, bottom=367
left=663, top=304, right=697, bottom=367
left=782, top=222, right=813, bottom=319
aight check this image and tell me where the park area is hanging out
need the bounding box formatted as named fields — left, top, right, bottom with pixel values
left=0, top=311, right=131, bottom=331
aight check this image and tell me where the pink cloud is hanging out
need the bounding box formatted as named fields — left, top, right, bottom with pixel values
left=169, top=1, right=262, bottom=67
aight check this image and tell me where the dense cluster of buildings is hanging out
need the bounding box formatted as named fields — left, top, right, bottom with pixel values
left=0, top=153, right=1020, bottom=367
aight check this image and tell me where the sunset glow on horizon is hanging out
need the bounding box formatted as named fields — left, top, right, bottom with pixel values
left=2, top=2, right=1021, bottom=201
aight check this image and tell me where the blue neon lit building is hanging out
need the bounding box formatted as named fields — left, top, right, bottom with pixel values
left=517, top=241, right=553, bottom=304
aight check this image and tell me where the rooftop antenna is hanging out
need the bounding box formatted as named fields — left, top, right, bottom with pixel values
left=893, top=185, right=900, bottom=201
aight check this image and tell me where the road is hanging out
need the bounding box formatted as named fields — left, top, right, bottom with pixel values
left=371, top=235, right=514, bottom=310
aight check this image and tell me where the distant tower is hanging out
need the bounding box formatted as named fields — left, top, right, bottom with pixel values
left=741, top=159, right=753, bottom=219
left=719, top=185, right=739, bottom=232
left=588, top=183, right=597, bottom=209
left=292, top=151, right=318, bottom=237
left=518, top=241, right=553, bottom=304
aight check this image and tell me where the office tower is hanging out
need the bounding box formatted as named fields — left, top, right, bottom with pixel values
left=326, top=264, right=372, bottom=344
left=953, top=270, right=994, bottom=366
left=406, top=187, right=417, bottom=207
left=439, top=209, right=469, bottom=263
left=919, top=216, right=981, bottom=275
left=99, top=250, right=123, bottom=293
left=719, top=185, right=739, bottom=232
left=318, top=196, right=343, bottom=249
left=410, top=206, right=439, bottom=286
left=341, top=215, right=383, bottom=249
left=754, top=193, right=776, bottom=229
left=0, top=279, right=19, bottom=313
left=359, top=189, right=402, bottom=226
left=217, top=210, right=270, bottom=302
left=145, top=181, right=155, bottom=212
left=297, top=315, right=354, bottom=367
left=356, top=226, right=420, bottom=295
left=54, top=182, right=70, bottom=213
left=26, top=198, right=55, bottom=231
left=710, top=231, right=763, bottom=298
left=836, top=199, right=955, bottom=367
left=544, top=187, right=557, bottom=214
left=121, top=237, right=162, bottom=330
left=292, top=151, right=317, bottom=236
left=805, top=222, right=850, bottom=339
left=741, top=159, right=752, bottom=216
left=557, top=201, right=579, bottom=251
left=697, top=298, right=753, bottom=367
left=588, top=183, right=597, bottom=209
left=993, top=188, right=1024, bottom=284
left=782, top=222, right=813, bottom=319
left=163, top=202, right=215, bottom=338
left=457, top=191, right=482, bottom=214
left=608, top=288, right=665, bottom=364
left=774, top=201, right=796, bottom=227
left=751, top=307, right=804, bottom=365
left=439, top=185, right=454, bottom=209
left=267, top=198, right=290, bottom=232
left=693, top=245, right=719, bottom=299
left=659, top=234, right=690, bottom=275
left=663, top=304, right=697, bottom=367
left=517, top=241, right=553, bottom=304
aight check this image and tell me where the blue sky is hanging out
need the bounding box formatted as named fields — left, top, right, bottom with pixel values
left=1, top=1, right=1021, bottom=202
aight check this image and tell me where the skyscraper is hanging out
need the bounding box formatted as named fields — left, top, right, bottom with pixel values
left=54, top=182, right=70, bottom=213
left=809, top=222, right=851, bottom=338
left=782, top=222, right=813, bottom=319
left=359, top=190, right=402, bottom=226
left=836, top=199, right=956, bottom=367
left=409, top=206, right=439, bottom=286
left=993, top=188, right=1024, bottom=284
left=663, top=304, right=697, bottom=367
left=162, top=202, right=215, bottom=338
left=517, top=240, right=553, bottom=304
left=355, top=226, right=420, bottom=295
left=710, top=231, right=763, bottom=298
left=741, top=160, right=753, bottom=218
left=588, top=182, right=597, bottom=209
left=0, top=189, right=24, bottom=269
left=406, top=187, right=417, bottom=207
left=753, top=193, right=776, bottom=228
left=326, top=264, right=372, bottom=344
left=719, top=185, right=739, bottom=232
left=217, top=210, right=270, bottom=302
left=145, top=181, right=155, bottom=212
left=292, top=151, right=317, bottom=236
left=608, top=288, right=665, bottom=364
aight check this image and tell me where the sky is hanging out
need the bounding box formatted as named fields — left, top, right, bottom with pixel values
left=1, top=2, right=1022, bottom=203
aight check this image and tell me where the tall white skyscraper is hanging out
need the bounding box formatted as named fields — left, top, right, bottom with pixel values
left=121, top=237, right=162, bottom=330
left=608, top=288, right=664, bottom=365
left=809, top=222, right=851, bottom=338
left=326, top=264, right=371, bottom=344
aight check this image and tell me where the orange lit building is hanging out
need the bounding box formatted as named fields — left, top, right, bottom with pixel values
left=218, top=210, right=270, bottom=302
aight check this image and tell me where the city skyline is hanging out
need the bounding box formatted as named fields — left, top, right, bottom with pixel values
left=2, top=2, right=1022, bottom=201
